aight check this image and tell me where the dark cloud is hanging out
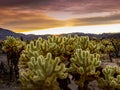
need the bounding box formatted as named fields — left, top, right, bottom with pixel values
left=0, top=0, right=120, bottom=32
left=1, top=0, right=120, bottom=12
left=0, top=0, right=120, bottom=13
left=0, top=0, right=51, bottom=7
left=71, top=13, right=120, bottom=25
left=59, top=0, right=120, bottom=15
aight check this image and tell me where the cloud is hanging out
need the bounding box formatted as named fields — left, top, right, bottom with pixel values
left=0, top=0, right=51, bottom=7
left=0, top=0, right=120, bottom=32
left=0, top=8, right=68, bottom=32
left=1, top=12, right=120, bottom=32
left=70, top=13, right=120, bottom=25
left=1, top=0, right=120, bottom=12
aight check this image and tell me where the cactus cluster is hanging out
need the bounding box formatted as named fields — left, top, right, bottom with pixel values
left=2, top=36, right=26, bottom=53
left=20, top=53, right=67, bottom=90
left=75, top=36, right=101, bottom=55
left=19, top=35, right=106, bottom=89
left=98, top=66, right=120, bottom=90
left=101, top=39, right=115, bottom=54
left=18, top=34, right=120, bottom=90
left=20, top=35, right=75, bottom=69
left=19, top=37, right=57, bottom=69
left=100, top=39, right=115, bottom=62
left=69, top=49, right=101, bottom=89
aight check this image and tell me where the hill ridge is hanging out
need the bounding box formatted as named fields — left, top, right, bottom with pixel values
left=0, top=28, right=120, bottom=40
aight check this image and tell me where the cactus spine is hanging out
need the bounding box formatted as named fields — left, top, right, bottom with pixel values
left=20, top=53, right=67, bottom=90
left=69, top=49, right=101, bottom=90
left=98, top=66, right=120, bottom=90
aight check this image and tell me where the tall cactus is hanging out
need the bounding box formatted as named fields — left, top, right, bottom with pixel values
left=110, top=39, right=120, bottom=57
left=20, top=53, right=67, bottom=90
left=100, top=39, right=115, bottom=62
left=2, top=36, right=26, bottom=81
left=98, top=66, right=120, bottom=90
left=69, top=49, right=101, bottom=90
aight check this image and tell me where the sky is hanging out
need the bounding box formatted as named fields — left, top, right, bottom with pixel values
left=0, top=0, right=120, bottom=34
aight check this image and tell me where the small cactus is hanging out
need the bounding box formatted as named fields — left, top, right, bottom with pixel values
left=98, top=65, right=120, bottom=90
left=75, top=36, right=89, bottom=50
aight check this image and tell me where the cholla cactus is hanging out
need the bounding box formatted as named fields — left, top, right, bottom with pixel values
left=69, top=49, right=101, bottom=89
left=20, top=35, right=76, bottom=69
left=47, top=35, right=66, bottom=58
left=110, top=39, right=120, bottom=57
left=2, top=36, right=26, bottom=81
left=88, top=40, right=101, bottom=54
left=98, top=66, right=120, bottom=90
left=105, top=45, right=115, bottom=53
left=75, top=36, right=89, bottom=50
left=19, top=37, right=57, bottom=69
left=20, top=53, right=67, bottom=90
left=47, top=34, right=75, bottom=56
left=63, top=34, right=75, bottom=56
left=75, top=36, right=101, bottom=55
left=2, top=36, right=26, bottom=53
left=100, top=39, right=114, bottom=53
left=100, top=39, right=115, bottom=62
left=47, top=35, right=64, bottom=44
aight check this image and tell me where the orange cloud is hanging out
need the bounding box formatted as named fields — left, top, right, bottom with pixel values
left=0, top=0, right=120, bottom=32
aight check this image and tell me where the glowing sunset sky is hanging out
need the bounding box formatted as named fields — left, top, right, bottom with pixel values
left=0, top=0, right=120, bottom=34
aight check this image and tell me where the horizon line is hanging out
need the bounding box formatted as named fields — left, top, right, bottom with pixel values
left=21, top=24, right=120, bottom=35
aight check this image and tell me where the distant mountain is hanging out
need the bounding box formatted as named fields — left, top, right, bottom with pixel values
left=0, top=28, right=42, bottom=40
left=0, top=28, right=120, bottom=40
left=0, top=28, right=18, bottom=40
